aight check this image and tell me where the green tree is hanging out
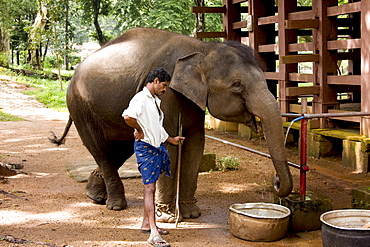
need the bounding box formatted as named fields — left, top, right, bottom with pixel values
left=78, top=0, right=112, bottom=46
left=204, top=0, right=223, bottom=33
left=28, top=0, right=49, bottom=70
left=114, top=0, right=194, bottom=35
left=0, top=0, right=38, bottom=67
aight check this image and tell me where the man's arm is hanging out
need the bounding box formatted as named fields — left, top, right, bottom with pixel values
left=123, top=116, right=144, bottom=140
left=166, top=136, right=185, bottom=146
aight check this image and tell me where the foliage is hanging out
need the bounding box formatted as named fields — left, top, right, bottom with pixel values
left=204, top=0, right=223, bottom=32
left=114, top=0, right=195, bottom=35
left=0, top=52, right=9, bottom=68
left=0, top=110, right=23, bottom=121
left=0, top=0, right=38, bottom=66
left=217, top=156, right=240, bottom=172
left=44, top=53, right=80, bottom=69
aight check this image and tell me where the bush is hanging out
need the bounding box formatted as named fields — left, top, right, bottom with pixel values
left=217, top=156, right=240, bottom=172
left=43, top=55, right=62, bottom=69
left=43, top=54, right=81, bottom=70
left=0, top=52, right=9, bottom=68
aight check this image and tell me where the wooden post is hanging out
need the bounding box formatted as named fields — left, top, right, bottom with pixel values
left=278, top=0, right=298, bottom=118
left=361, top=0, right=370, bottom=137
left=249, top=0, right=277, bottom=97
left=223, top=0, right=241, bottom=41
left=312, top=0, right=339, bottom=128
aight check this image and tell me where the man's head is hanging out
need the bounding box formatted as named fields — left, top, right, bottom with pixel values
left=146, top=68, right=171, bottom=96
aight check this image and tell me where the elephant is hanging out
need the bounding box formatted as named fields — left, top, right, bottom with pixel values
left=52, top=27, right=293, bottom=222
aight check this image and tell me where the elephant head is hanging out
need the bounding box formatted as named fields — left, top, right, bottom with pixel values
left=170, top=41, right=293, bottom=197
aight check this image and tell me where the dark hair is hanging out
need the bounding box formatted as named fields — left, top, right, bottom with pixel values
left=225, top=41, right=266, bottom=71
left=146, top=67, right=171, bottom=84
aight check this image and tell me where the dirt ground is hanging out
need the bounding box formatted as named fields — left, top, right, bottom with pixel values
left=1, top=76, right=370, bottom=247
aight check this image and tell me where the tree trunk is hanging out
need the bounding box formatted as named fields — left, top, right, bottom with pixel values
left=92, top=0, right=106, bottom=46
left=0, top=28, right=10, bottom=68
left=53, top=27, right=63, bottom=90
left=64, top=1, right=69, bottom=70
left=28, top=1, right=48, bottom=70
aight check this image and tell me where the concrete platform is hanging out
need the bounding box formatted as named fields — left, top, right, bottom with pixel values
left=283, top=122, right=370, bottom=173
left=65, top=155, right=141, bottom=182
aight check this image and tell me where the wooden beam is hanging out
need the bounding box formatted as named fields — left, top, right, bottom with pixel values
left=285, top=19, right=319, bottom=29
left=289, top=73, right=314, bottom=82
left=192, top=6, right=226, bottom=14
left=232, top=0, right=246, bottom=4
left=194, top=32, right=226, bottom=39
left=264, top=72, right=280, bottom=80
left=327, top=39, right=361, bottom=50
left=327, top=2, right=361, bottom=17
left=280, top=54, right=319, bottom=64
left=288, top=42, right=314, bottom=52
left=257, top=15, right=278, bottom=25
left=258, top=44, right=278, bottom=53
left=327, top=75, right=361, bottom=85
left=288, top=10, right=315, bottom=21
left=286, top=86, right=320, bottom=96
left=232, top=20, right=247, bottom=29
left=290, top=104, right=313, bottom=114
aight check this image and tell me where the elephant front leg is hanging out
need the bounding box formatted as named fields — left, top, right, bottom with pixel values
left=177, top=132, right=204, bottom=219
left=155, top=133, right=203, bottom=222
left=155, top=174, right=180, bottom=223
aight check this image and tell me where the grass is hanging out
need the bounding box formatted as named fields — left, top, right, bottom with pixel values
left=217, top=156, right=240, bottom=172
left=0, top=110, right=23, bottom=121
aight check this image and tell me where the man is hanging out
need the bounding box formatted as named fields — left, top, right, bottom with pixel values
left=123, top=68, right=184, bottom=247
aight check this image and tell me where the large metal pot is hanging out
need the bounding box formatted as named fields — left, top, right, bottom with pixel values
left=320, top=209, right=370, bottom=247
left=229, top=203, right=291, bottom=242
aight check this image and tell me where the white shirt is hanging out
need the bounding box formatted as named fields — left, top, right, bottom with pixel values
left=122, top=87, right=169, bottom=148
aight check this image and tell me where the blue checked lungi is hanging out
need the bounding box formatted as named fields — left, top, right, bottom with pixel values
left=134, top=140, right=172, bottom=185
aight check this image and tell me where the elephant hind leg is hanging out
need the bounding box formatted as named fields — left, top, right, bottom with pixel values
left=104, top=139, right=135, bottom=211
left=82, top=135, right=134, bottom=210
left=86, top=168, right=107, bottom=205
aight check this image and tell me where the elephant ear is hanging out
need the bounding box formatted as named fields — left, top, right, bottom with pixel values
left=170, top=52, right=207, bottom=111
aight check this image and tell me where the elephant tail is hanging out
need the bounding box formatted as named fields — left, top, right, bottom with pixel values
left=49, top=116, right=73, bottom=146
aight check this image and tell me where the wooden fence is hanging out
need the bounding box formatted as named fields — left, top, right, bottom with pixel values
left=193, top=0, right=370, bottom=137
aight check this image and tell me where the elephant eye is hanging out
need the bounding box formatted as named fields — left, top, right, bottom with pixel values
left=231, top=80, right=244, bottom=92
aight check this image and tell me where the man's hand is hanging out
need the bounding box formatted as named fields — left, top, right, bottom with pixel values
left=166, top=136, right=185, bottom=146
left=133, top=129, right=144, bottom=140
left=123, top=116, right=144, bottom=140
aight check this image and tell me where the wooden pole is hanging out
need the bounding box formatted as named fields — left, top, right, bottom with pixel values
left=175, top=113, right=182, bottom=228
left=361, top=0, right=370, bottom=137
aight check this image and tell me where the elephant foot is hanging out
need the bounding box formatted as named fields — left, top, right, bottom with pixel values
left=155, top=203, right=183, bottom=223
left=106, top=197, right=128, bottom=211
left=85, top=169, right=107, bottom=205
left=180, top=198, right=201, bottom=219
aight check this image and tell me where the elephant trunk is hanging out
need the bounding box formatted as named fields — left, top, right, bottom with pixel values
left=246, top=85, right=293, bottom=197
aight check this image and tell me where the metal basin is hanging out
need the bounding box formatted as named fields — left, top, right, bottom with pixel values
left=229, top=203, right=291, bottom=242
left=320, top=209, right=370, bottom=247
